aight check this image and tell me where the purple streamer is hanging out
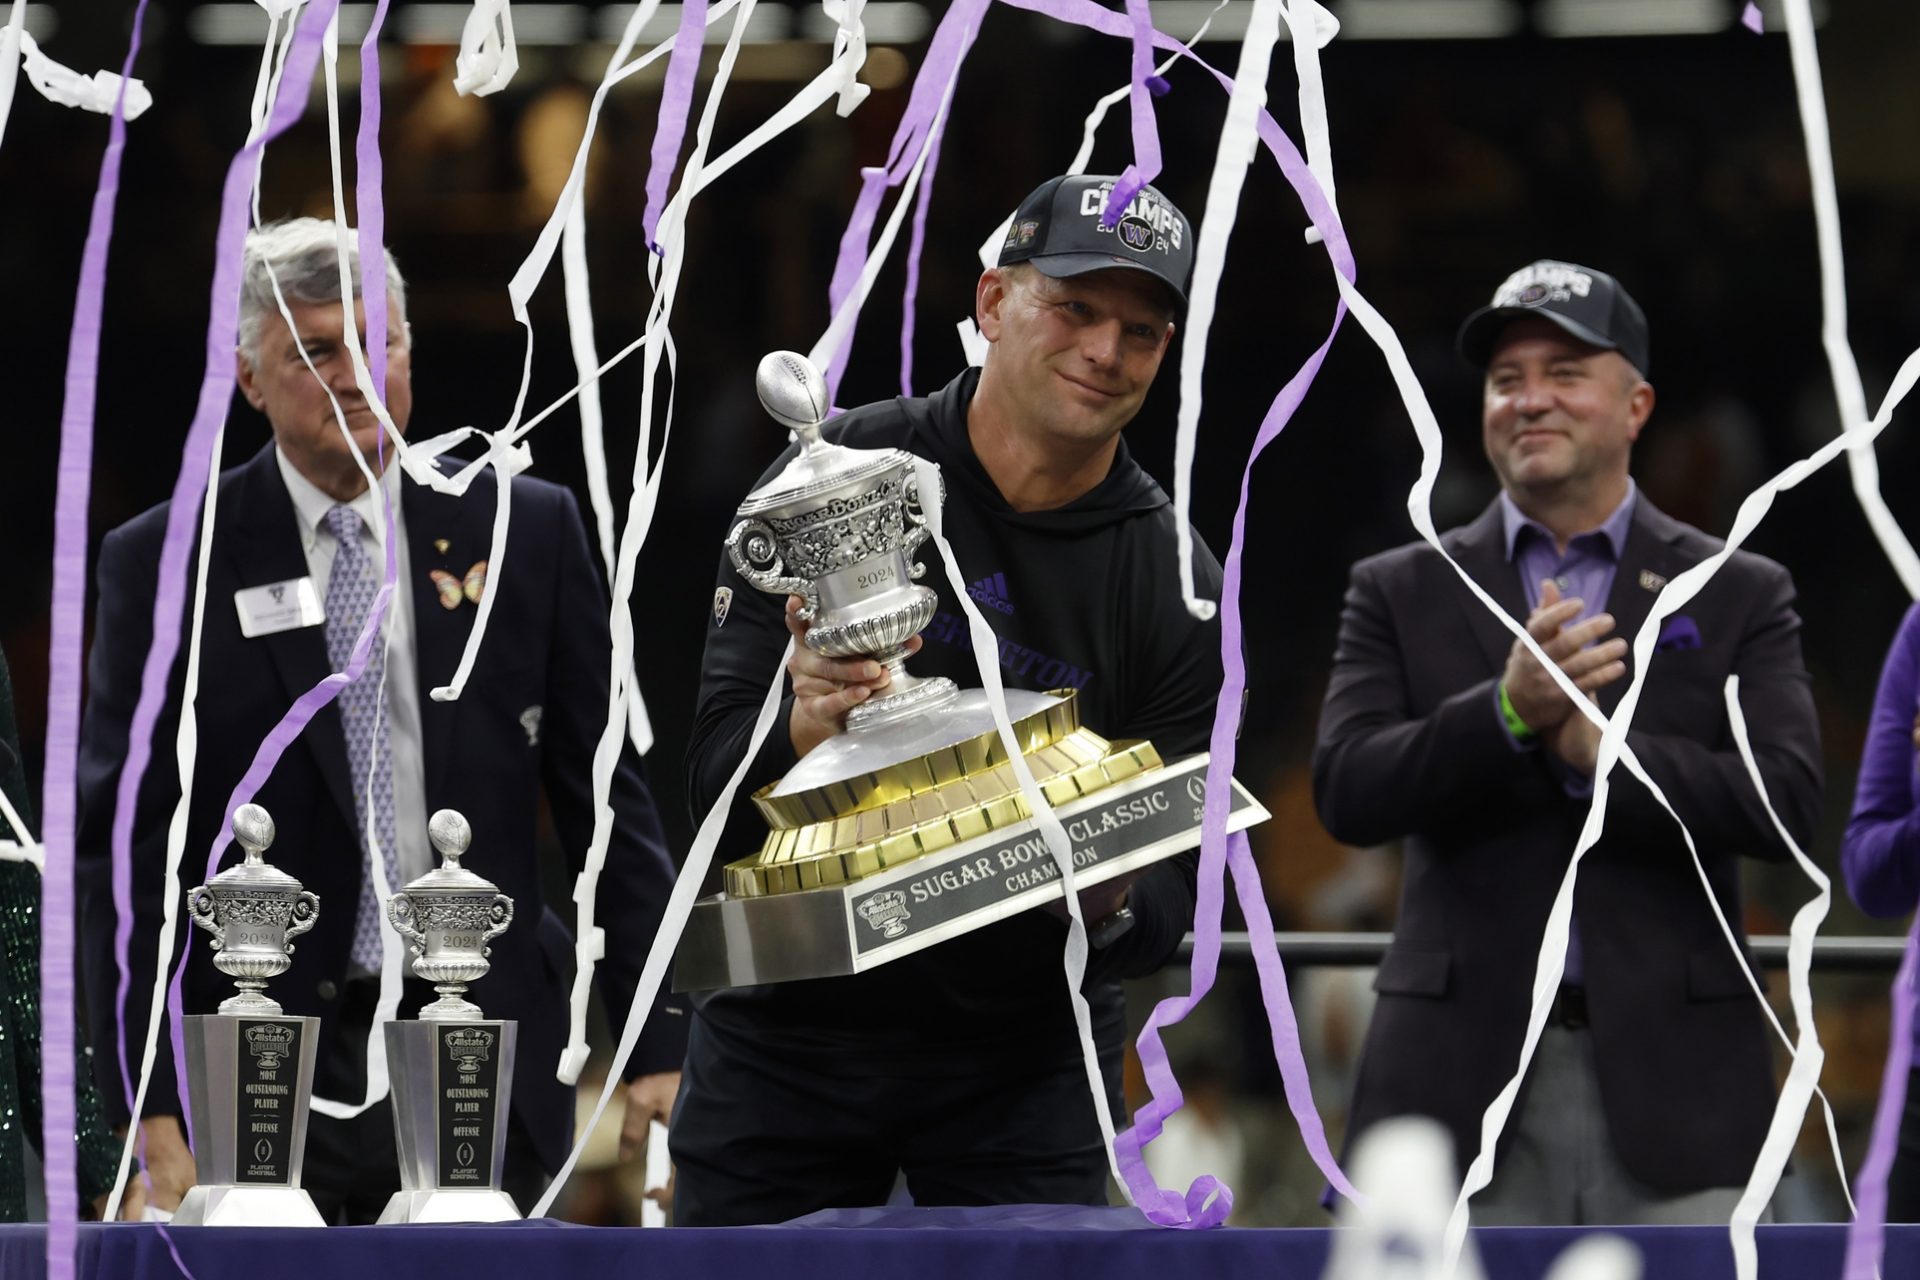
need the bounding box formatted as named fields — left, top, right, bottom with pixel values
left=897, top=92, right=957, bottom=398
left=640, top=0, right=709, bottom=255
left=981, top=0, right=1361, bottom=1216
left=45, top=4, right=154, bottom=1275
left=155, top=1224, right=201, bottom=1280
left=1843, top=917, right=1918, bottom=1277
left=1113, top=316, right=1356, bottom=1224
left=161, top=4, right=407, bottom=1130
left=821, top=0, right=988, bottom=402
left=1742, top=3, right=1764, bottom=35
left=1100, top=0, right=1161, bottom=227
left=94, top=0, right=341, bottom=1137
left=358, top=0, right=394, bottom=399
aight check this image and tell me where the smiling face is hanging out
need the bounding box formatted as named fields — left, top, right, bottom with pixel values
left=975, top=264, right=1176, bottom=452
left=236, top=294, right=412, bottom=502
left=1482, top=316, right=1651, bottom=503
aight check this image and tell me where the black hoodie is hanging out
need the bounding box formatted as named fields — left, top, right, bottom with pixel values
left=687, top=367, right=1224, bottom=1074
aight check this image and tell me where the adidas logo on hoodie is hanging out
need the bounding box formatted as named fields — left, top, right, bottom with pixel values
left=967, top=571, right=1015, bottom=615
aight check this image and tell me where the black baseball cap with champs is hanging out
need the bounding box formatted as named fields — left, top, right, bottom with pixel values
left=1457, top=258, right=1651, bottom=377
left=997, top=174, right=1195, bottom=308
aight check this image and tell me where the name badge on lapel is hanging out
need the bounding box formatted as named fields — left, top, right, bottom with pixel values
left=234, top=578, right=325, bottom=638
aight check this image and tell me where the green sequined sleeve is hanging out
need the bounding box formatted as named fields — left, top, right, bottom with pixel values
left=1, top=651, right=123, bottom=1220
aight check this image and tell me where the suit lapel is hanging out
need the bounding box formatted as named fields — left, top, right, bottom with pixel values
left=1598, top=496, right=1690, bottom=716
left=224, top=445, right=356, bottom=829
left=1447, top=500, right=1531, bottom=674
left=404, top=467, right=488, bottom=803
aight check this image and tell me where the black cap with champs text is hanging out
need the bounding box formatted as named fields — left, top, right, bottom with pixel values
left=996, top=174, right=1195, bottom=309
left=1456, top=258, right=1651, bottom=378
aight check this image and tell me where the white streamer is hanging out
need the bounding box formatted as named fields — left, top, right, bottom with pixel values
left=912, top=456, right=1129, bottom=1196
left=454, top=0, right=519, bottom=97
left=822, top=0, right=872, bottom=115
left=0, top=19, right=153, bottom=148
left=563, top=190, right=654, bottom=756
left=529, top=637, right=795, bottom=1217
left=1725, top=675, right=1836, bottom=1280
left=556, top=0, right=758, bottom=1087
left=1781, top=0, right=1920, bottom=598
left=1166, top=0, right=1282, bottom=626
left=0, top=786, right=38, bottom=866
left=294, top=0, right=411, bottom=1123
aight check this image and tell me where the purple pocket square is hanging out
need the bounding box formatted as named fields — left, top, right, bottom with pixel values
left=1657, top=616, right=1702, bottom=651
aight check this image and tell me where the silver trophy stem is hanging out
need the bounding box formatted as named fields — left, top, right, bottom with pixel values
left=421, top=984, right=485, bottom=1021
left=216, top=981, right=284, bottom=1017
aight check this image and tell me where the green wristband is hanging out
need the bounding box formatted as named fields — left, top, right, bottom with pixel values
left=1499, top=682, right=1536, bottom=741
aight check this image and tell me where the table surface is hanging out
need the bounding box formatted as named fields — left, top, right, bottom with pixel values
left=2, top=1205, right=1913, bottom=1279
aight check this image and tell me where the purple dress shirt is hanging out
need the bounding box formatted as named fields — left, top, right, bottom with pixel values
left=1841, top=602, right=1920, bottom=1058
left=1495, top=482, right=1639, bottom=986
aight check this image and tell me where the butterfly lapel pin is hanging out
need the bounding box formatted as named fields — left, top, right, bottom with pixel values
left=429, top=561, right=489, bottom=610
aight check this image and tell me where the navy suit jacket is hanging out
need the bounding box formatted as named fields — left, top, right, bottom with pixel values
left=76, top=442, right=686, bottom=1175
left=1312, top=495, right=1822, bottom=1193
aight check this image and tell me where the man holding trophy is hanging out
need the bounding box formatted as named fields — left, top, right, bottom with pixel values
left=679, top=175, right=1224, bottom=1225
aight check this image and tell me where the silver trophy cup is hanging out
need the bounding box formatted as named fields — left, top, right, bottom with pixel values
left=727, top=350, right=962, bottom=730
left=379, top=809, right=520, bottom=1223
left=174, top=804, right=326, bottom=1227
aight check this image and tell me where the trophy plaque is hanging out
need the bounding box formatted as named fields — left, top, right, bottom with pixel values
left=378, top=809, right=520, bottom=1224
left=174, top=804, right=326, bottom=1227
left=674, top=352, right=1270, bottom=991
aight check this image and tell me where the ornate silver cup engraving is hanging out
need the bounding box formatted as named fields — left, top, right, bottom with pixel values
left=387, top=809, right=514, bottom=1021
left=726, top=351, right=956, bottom=729
left=186, top=804, right=320, bottom=1016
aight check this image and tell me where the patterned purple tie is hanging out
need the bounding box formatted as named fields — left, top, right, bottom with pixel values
left=323, top=505, right=401, bottom=972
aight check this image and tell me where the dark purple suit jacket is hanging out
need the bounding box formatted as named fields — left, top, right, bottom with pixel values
left=1313, top=496, right=1821, bottom=1193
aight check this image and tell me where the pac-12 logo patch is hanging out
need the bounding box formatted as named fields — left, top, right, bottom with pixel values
left=713, top=586, right=734, bottom=628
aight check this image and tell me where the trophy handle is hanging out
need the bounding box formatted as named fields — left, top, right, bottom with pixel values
left=284, top=890, right=320, bottom=944
left=387, top=891, right=427, bottom=952
left=186, top=885, right=223, bottom=948
left=481, top=893, right=514, bottom=955
left=900, top=468, right=941, bottom=580
left=726, top=518, right=818, bottom=617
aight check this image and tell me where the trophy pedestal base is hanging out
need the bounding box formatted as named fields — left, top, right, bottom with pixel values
left=172, top=1184, right=326, bottom=1227
left=376, top=1188, right=521, bottom=1224
left=675, top=753, right=1268, bottom=991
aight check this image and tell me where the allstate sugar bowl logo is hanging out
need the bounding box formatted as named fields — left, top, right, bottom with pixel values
left=856, top=889, right=912, bottom=939
left=245, top=1023, right=295, bottom=1071
left=445, top=1027, right=495, bottom=1074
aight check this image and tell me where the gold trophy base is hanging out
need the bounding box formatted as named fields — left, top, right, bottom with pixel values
left=728, top=691, right=1159, bottom=897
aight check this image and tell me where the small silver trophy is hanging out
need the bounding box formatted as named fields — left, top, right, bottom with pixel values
left=378, top=809, right=520, bottom=1223
left=174, top=803, right=326, bottom=1227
